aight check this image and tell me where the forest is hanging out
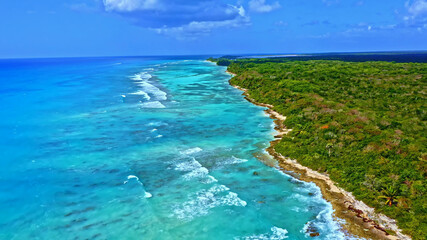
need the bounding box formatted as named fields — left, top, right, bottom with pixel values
left=208, top=57, right=426, bottom=239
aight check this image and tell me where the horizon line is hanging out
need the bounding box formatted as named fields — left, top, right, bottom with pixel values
left=1, top=50, right=427, bottom=61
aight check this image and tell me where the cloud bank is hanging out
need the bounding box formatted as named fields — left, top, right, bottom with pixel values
left=102, top=0, right=250, bottom=39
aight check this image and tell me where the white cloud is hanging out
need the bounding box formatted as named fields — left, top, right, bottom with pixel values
left=103, top=0, right=159, bottom=12
left=406, top=0, right=427, bottom=16
left=102, top=0, right=250, bottom=39
left=154, top=6, right=250, bottom=39
left=403, top=0, right=427, bottom=30
left=249, top=0, right=280, bottom=13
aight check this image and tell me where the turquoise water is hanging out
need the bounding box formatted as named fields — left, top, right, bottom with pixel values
left=0, top=57, right=358, bottom=239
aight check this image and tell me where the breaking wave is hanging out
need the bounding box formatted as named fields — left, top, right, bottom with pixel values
left=140, top=101, right=166, bottom=109
left=173, top=184, right=247, bottom=220
left=235, top=226, right=288, bottom=240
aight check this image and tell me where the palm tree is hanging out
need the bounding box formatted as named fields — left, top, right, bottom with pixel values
left=378, top=186, right=398, bottom=206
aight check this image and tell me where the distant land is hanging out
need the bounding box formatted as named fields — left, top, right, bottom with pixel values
left=216, top=51, right=427, bottom=63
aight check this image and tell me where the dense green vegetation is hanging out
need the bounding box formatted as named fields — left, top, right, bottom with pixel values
left=211, top=58, right=426, bottom=239
left=207, top=57, right=232, bottom=66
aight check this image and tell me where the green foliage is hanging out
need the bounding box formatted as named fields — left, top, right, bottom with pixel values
left=207, top=57, right=232, bottom=66
left=225, top=58, right=427, bottom=239
left=379, top=186, right=399, bottom=206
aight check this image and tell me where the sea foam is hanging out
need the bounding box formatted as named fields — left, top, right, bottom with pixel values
left=131, top=72, right=152, bottom=81
left=124, top=175, right=152, bottom=199
left=284, top=172, right=356, bottom=239
left=144, top=192, right=153, bottom=198
left=129, top=90, right=151, bottom=100
left=235, top=226, right=288, bottom=240
left=130, top=71, right=167, bottom=102
left=138, top=82, right=167, bottom=101
left=175, top=157, right=217, bottom=183
left=140, top=101, right=166, bottom=109
left=175, top=157, right=202, bottom=171
left=224, top=156, right=248, bottom=165
left=183, top=167, right=210, bottom=180
left=173, top=184, right=246, bottom=220
left=180, top=147, right=203, bottom=155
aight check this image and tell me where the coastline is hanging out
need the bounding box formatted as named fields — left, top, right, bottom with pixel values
left=226, top=70, right=410, bottom=240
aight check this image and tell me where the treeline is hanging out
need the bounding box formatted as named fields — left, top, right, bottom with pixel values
left=207, top=57, right=232, bottom=66
left=214, top=58, right=426, bottom=239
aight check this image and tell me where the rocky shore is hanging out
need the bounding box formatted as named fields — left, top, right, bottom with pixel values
left=228, top=74, right=411, bottom=240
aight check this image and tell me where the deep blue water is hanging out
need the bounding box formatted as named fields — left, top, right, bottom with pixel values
left=0, top=57, right=362, bottom=239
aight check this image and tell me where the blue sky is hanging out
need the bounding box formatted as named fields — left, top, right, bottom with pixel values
left=0, top=0, right=426, bottom=58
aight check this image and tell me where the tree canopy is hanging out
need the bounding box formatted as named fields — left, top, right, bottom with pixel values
left=212, top=57, right=426, bottom=239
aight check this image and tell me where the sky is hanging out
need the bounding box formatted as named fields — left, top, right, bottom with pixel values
left=0, top=0, right=426, bottom=58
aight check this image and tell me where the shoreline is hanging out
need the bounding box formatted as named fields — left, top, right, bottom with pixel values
left=227, top=72, right=410, bottom=240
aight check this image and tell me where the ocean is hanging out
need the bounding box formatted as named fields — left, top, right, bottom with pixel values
left=0, top=56, right=361, bottom=239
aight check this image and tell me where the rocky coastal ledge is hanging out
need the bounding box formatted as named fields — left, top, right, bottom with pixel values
left=227, top=72, right=411, bottom=240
